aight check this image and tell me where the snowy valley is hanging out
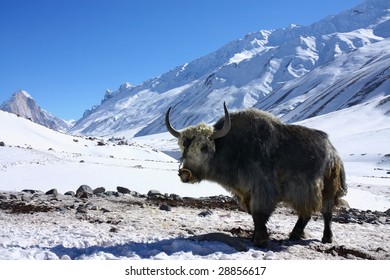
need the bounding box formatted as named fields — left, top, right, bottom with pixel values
left=0, top=0, right=389, bottom=261
left=0, top=94, right=389, bottom=260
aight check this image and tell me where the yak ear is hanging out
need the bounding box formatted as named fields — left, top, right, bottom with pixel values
left=211, top=102, right=231, bottom=139
left=165, top=107, right=181, bottom=138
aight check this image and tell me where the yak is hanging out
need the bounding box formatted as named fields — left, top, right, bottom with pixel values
left=165, top=103, right=347, bottom=247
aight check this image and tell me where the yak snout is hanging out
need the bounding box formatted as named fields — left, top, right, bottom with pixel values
left=178, top=168, right=193, bottom=183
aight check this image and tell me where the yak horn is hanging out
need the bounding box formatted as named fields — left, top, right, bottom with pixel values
left=165, top=107, right=181, bottom=138
left=211, top=102, right=231, bottom=139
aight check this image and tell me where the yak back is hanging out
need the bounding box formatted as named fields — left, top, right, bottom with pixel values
left=211, top=108, right=330, bottom=186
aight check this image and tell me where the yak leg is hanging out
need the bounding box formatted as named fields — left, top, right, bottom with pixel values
left=252, top=212, right=271, bottom=248
left=321, top=211, right=333, bottom=243
left=289, top=215, right=311, bottom=241
left=321, top=162, right=340, bottom=244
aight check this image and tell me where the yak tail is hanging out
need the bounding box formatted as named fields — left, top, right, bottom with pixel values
left=335, top=158, right=348, bottom=207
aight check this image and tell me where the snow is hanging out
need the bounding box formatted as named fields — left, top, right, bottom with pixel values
left=0, top=110, right=225, bottom=198
left=1, top=94, right=389, bottom=261
left=0, top=0, right=389, bottom=264
left=69, top=0, right=389, bottom=138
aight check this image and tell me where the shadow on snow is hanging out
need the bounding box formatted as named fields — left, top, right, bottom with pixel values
left=49, top=233, right=321, bottom=259
left=50, top=236, right=242, bottom=259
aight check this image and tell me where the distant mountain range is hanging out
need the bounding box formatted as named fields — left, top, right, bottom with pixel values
left=3, top=0, right=389, bottom=137
left=68, top=0, right=389, bottom=138
left=0, top=91, right=72, bottom=132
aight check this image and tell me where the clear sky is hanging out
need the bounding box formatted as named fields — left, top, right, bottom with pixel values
left=0, top=0, right=362, bottom=120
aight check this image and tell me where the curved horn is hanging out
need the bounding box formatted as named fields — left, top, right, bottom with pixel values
left=211, top=102, right=231, bottom=139
left=165, top=107, right=181, bottom=138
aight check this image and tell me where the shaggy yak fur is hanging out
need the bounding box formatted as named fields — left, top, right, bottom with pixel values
left=165, top=103, right=347, bottom=247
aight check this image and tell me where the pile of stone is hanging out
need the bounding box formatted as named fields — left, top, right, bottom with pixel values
left=0, top=186, right=389, bottom=226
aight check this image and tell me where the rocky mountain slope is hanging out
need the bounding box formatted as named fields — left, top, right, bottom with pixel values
left=70, top=0, right=390, bottom=138
left=0, top=90, right=72, bottom=132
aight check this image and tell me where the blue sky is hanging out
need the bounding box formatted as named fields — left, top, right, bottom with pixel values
left=0, top=0, right=362, bottom=120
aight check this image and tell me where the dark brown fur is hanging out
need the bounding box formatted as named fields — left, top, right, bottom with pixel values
left=168, top=107, right=347, bottom=247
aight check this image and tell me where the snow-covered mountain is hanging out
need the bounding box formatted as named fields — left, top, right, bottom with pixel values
left=70, top=0, right=390, bottom=137
left=255, top=38, right=390, bottom=122
left=0, top=90, right=72, bottom=132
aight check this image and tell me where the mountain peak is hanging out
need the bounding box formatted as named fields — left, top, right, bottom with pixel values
left=71, top=0, right=390, bottom=138
left=14, top=90, right=33, bottom=99
left=0, top=90, right=72, bottom=132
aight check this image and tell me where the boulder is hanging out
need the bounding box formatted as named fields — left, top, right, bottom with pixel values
left=117, top=186, right=131, bottom=194
left=76, top=185, right=93, bottom=198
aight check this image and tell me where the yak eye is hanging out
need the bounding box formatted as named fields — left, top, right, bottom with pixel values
left=183, top=138, right=192, bottom=148
left=200, top=145, right=208, bottom=153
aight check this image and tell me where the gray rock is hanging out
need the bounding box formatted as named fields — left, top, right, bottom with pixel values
left=76, top=185, right=93, bottom=198
left=110, top=227, right=119, bottom=233
left=22, top=189, right=38, bottom=194
left=104, top=191, right=117, bottom=196
left=129, top=190, right=141, bottom=197
left=198, top=210, right=213, bottom=217
left=76, top=205, right=88, bottom=214
left=93, top=187, right=106, bottom=194
left=21, top=195, right=32, bottom=202
left=46, top=189, right=58, bottom=195
left=64, top=191, right=75, bottom=196
left=101, top=207, right=112, bottom=213
left=169, top=194, right=182, bottom=200
left=159, top=204, right=171, bottom=211
left=148, top=190, right=162, bottom=197
left=117, top=186, right=131, bottom=194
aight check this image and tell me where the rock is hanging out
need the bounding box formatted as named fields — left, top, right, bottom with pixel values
left=198, top=210, right=213, bottom=217
left=101, top=207, right=111, bottom=213
left=22, top=189, right=38, bottom=194
left=76, top=185, right=93, bottom=198
left=264, top=251, right=276, bottom=260
left=76, top=205, right=88, bottom=214
left=148, top=190, right=162, bottom=197
left=21, top=195, right=32, bottom=202
left=169, top=194, right=182, bottom=200
left=46, top=189, right=58, bottom=196
left=130, top=190, right=141, bottom=197
left=93, top=187, right=106, bottom=195
left=64, top=191, right=75, bottom=196
left=110, top=227, right=119, bottom=233
left=104, top=191, right=117, bottom=196
left=0, top=141, right=5, bottom=147
left=117, top=186, right=131, bottom=194
left=159, top=204, right=171, bottom=211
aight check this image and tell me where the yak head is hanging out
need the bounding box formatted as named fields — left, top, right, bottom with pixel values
left=165, top=103, right=231, bottom=183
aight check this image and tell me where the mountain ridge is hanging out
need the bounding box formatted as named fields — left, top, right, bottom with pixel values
left=0, top=90, right=72, bottom=132
left=69, top=0, right=390, bottom=137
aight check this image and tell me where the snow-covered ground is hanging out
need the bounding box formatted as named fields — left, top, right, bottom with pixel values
left=0, top=97, right=389, bottom=260
left=0, top=110, right=224, bottom=198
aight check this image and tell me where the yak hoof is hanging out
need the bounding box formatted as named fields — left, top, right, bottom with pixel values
left=252, top=231, right=269, bottom=248
left=321, top=236, right=333, bottom=244
left=289, top=231, right=305, bottom=241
